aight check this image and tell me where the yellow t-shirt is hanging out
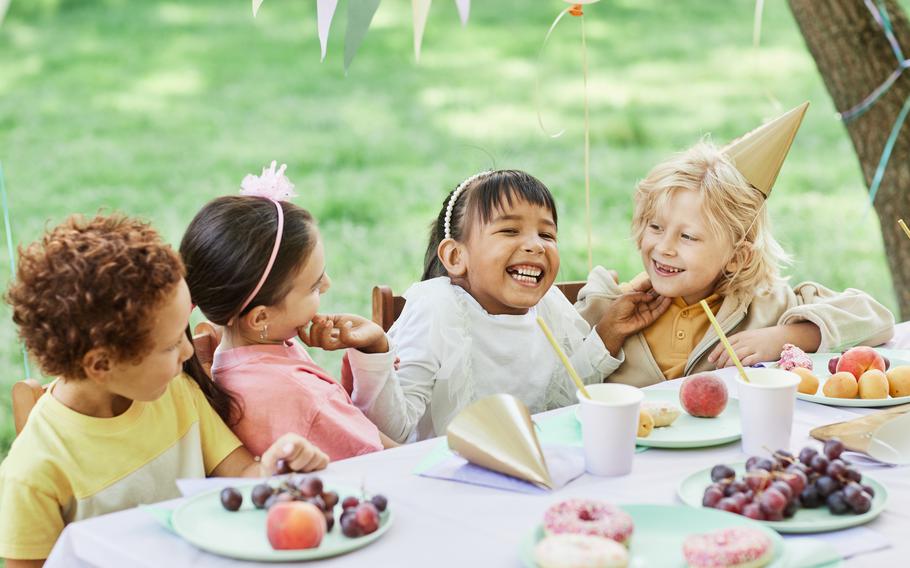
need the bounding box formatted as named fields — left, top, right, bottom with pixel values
left=642, top=294, right=723, bottom=380
left=0, top=374, right=242, bottom=560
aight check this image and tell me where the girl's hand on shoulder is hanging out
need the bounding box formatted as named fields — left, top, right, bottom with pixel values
left=259, top=433, right=329, bottom=476
left=595, top=282, right=671, bottom=356
left=299, top=314, right=389, bottom=354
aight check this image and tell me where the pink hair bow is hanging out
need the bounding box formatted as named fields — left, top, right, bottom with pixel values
left=240, top=160, right=297, bottom=201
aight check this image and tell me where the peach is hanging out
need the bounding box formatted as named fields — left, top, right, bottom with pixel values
left=266, top=501, right=326, bottom=550
left=792, top=367, right=819, bottom=395
left=679, top=372, right=728, bottom=418
left=637, top=409, right=654, bottom=437
left=886, top=365, right=910, bottom=398
left=858, top=369, right=889, bottom=399
left=822, top=372, right=858, bottom=398
left=835, top=346, right=886, bottom=381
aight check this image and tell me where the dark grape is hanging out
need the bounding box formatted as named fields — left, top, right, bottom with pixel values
left=810, top=455, right=830, bottom=474
left=765, top=509, right=784, bottom=522
left=703, top=487, right=724, bottom=508
left=748, top=458, right=774, bottom=472
left=745, top=456, right=760, bottom=470
left=340, top=510, right=364, bottom=538
left=799, top=447, right=818, bottom=466
left=826, top=490, right=849, bottom=515
left=827, top=357, right=839, bottom=374
left=731, top=493, right=750, bottom=508
left=758, top=488, right=787, bottom=516
left=815, top=476, right=839, bottom=498
left=742, top=503, right=765, bottom=520
left=307, top=495, right=327, bottom=512
left=843, top=482, right=862, bottom=501
left=844, top=468, right=862, bottom=483
left=849, top=492, right=872, bottom=514
left=370, top=494, right=388, bottom=512
left=826, top=459, right=847, bottom=479
left=301, top=477, right=324, bottom=498
left=220, top=487, right=242, bottom=511
left=322, top=491, right=340, bottom=509
left=342, top=496, right=360, bottom=510
left=770, top=480, right=793, bottom=501
left=711, top=464, right=736, bottom=482
left=251, top=483, right=274, bottom=509
left=824, top=439, right=845, bottom=460
left=264, top=492, right=293, bottom=510
left=324, top=512, right=335, bottom=532
left=800, top=485, right=822, bottom=508
left=717, top=497, right=742, bottom=514
left=883, top=356, right=891, bottom=371
left=861, top=484, right=875, bottom=498
left=783, top=469, right=808, bottom=496
left=274, top=458, right=292, bottom=475
left=783, top=499, right=801, bottom=518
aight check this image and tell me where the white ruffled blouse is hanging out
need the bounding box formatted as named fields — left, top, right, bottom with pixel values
left=347, top=277, right=623, bottom=442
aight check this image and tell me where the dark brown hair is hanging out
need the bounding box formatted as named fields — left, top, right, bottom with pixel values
left=422, top=170, right=558, bottom=280
left=180, top=196, right=317, bottom=324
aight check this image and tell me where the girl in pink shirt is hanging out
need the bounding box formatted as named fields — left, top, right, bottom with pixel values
left=180, top=161, right=395, bottom=460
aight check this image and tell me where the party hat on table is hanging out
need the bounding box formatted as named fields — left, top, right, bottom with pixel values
left=811, top=403, right=910, bottom=464
left=446, top=394, right=554, bottom=489
left=722, top=101, right=809, bottom=197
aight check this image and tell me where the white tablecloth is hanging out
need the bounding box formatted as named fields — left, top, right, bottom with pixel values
left=44, top=325, right=910, bottom=567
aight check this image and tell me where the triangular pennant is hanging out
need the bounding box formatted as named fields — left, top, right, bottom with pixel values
left=345, top=0, right=382, bottom=72
left=447, top=394, right=553, bottom=489
left=252, top=0, right=265, bottom=18
left=317, top=0, right=339, bottom=62
left=413, top=0, right=432, bottom=62
left=722, top=101, right=809, bottom=197
left=454, top=0, right=469, bottom=26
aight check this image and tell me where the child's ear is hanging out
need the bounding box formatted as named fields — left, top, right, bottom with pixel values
left=82, top=348, right=113, bottom=383
left=725, top=243, right=753, bottom=274
left=241, top=306, right=269, bottom=333
left=437, top=238, right=467, bottom=277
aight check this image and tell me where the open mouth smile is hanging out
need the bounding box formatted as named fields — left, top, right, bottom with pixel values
left=506, top=264, right=544, bottom=286
left=653, top=259, right=684, bottom=276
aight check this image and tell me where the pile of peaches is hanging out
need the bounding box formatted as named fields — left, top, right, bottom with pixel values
left=792, top=346, right=910, bottom=400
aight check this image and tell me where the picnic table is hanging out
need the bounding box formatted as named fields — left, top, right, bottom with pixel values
left=44, top=323, right=910, bottom=567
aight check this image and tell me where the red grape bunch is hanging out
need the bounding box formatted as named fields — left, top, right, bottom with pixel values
left=219, top=473, right=389, bottom=538
left=701, top=438, right=874, bottom=521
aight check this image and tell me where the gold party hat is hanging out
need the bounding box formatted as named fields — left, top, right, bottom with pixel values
left=722, top=101, right=809, bottom=197
left=811, top=403, right=910, bottom=458
left=447, top=394, right=553, bottom=489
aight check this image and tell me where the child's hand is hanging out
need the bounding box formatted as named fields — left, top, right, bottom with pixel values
left=299, top=314, right=389, bottom=354
left=259, top=433, right=329, bottom=476
left=708, top=323, right=821, bottom=369
left=595, top=279, right=671, bottom=356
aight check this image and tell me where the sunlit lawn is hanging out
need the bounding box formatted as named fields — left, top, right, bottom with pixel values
left=0, top=0, right=900, bottom=460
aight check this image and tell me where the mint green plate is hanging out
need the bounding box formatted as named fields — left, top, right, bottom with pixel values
left=677, top=463, right=888, bottom=534
left=519, top=504, right=786, bottom=567
left=575, top=390, right=741, bottom=448
left=170, top=483, right=393, bottom=562
left=790, top=349, right=910, bottom=407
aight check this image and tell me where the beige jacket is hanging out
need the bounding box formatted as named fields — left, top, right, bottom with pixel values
left=575, top=266, right=896, bottom=388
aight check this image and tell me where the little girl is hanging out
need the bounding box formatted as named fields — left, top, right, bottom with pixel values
left=347, top=169, right=671, bottom=442
left=181, top=162, right=395, bottom=461
left=1, top=214, right=326, bottom=566
left=575, top=103, right=895, bottom=387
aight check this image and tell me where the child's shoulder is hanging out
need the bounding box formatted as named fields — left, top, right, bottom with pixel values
left=1, top=398, right=70, bottom=491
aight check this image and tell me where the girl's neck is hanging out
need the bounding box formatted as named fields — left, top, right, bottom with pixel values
left=53, top=378, right=133, bottom=418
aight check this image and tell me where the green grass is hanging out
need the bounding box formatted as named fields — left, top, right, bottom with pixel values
left=0, top=0, right=901, bottom=461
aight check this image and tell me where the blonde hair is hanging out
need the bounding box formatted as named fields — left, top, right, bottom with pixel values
left=631, top=141, right=791, bottom=298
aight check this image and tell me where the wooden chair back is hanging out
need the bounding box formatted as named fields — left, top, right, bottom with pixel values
left=371, top=281, right=587, bottom=332
left=10, top=324, right=224, bottom=436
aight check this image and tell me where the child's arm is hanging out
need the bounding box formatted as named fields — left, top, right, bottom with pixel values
left=594, top=278, right=672, bottom=356
left=211, top=434, right=329, bottom=477
left=299, top=314, right=389, bottom=354
left=5, top=559, right=45, bottom=567
left=708, top=322, right=821, bottom=368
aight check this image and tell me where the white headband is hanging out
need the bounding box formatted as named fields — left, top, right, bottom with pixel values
left=443, top=170, right=492, bottom=239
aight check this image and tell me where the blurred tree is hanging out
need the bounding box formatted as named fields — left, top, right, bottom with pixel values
left=789, top=0, right=910, bottom=317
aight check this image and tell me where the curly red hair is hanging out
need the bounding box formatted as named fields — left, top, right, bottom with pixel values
left=7, top=214, right=184, bottom=380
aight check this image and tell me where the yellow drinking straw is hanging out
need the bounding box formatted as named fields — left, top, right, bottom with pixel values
left=537, top=316, right=592, bottom=399
left=899, top=219, right=910, bottom=240
left=699, top=300, right=750, bottom=384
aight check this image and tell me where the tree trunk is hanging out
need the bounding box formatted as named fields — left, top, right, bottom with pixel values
left=789, top=0, right=910, bottom=318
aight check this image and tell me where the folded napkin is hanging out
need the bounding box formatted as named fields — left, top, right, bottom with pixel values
left=417, top=444, right=585, bottom=494
left=535, top=409, right=649, bottom=453
left=784, top=526, right=890, bottom=562
left=780, top=538, right=841, bottom=568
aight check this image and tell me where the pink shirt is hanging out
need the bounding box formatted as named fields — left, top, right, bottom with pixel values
left=212, top=341, right=383, bottom=461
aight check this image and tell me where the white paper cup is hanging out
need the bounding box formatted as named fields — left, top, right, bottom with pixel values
left=736, top=368, right=800, bottom=455
left=577, top=383, right=643, bottom=476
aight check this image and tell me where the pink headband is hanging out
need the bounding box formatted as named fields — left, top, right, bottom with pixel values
left=228, top=161, right=297, bottom=326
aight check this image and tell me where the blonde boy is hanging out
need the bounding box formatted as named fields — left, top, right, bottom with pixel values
left=577, top=104, right=894, bottom=387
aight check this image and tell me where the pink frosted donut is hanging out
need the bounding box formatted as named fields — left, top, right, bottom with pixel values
left=534, top=534, right=628, bottom=568
left=542, top=500, right=634, bottom=545
left=778, top=343, right=812, bottom=371
left=682, top=527, right=773, bottom=568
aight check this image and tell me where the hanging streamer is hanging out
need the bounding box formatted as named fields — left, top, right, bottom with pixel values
left=252, top=0, right=265, bottom=18
left=0, top=163, right=31, bottom=379
left=454, top=0, right=470, bottom=26
left=317, top=0, right=339, bottom=62
left=413, top=0, right=432, bottom=63
left=536, top=1, right=598, bottom=272
left=345, top=0, right=382, bottom=72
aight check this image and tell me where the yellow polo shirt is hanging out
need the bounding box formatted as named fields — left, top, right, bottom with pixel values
left=642, top=294, right=723, bottom=379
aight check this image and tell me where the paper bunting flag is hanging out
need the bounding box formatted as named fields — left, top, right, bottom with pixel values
left=454, top=0, right=470, bottom=26
left=317, top=0, right=339, bottom=62
left=413, top=0, right=432, bottom=62
left=345, top=0, right=382, bottom=72
left=0, top=0, right=11, bottom=27
left=252, top=0, right=264, bottom=18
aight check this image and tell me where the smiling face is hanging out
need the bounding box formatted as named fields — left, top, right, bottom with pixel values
left=105, top=279, right=195, bottom=401
left=639, top=189, right=733, bottom=305
left=452, top=198, right=559, bottom=315
left=263, top=231, right=331, bottom=340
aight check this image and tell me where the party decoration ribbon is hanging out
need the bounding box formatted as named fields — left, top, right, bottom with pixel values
left=345, top=0, right=382, bottom=72
left=0, top=162, right=31, bottom=379
left=536, top=1, right=598, bottom=272
left=413, top=0, right=432, bottom=63
left=454, top=0, right=470, bottom=26
left=252, top=0, right=264, bottom=18
left=317, top=0, right=339, bottom=62
left=0, top=0, right=9, bottom=27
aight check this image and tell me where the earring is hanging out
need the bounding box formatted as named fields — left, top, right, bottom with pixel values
left=259, top=324, right=268, bottom=341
